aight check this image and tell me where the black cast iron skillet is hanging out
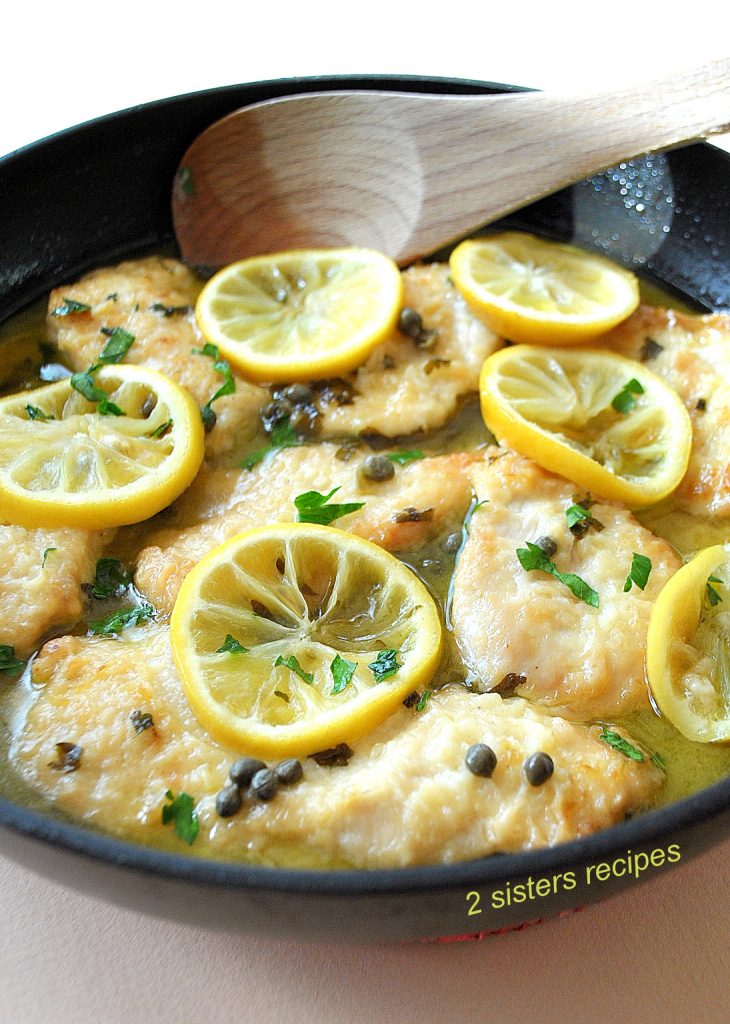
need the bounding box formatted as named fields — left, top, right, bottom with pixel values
left=1, top=76, right=730, bottom=943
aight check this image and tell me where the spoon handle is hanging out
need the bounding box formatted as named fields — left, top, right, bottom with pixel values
left=409, top=57, right=730, bottom=257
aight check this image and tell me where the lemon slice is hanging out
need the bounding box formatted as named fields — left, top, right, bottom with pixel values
left=0, top=364, right=204, bottom=529
left=449, top=232, right=639, bottom=345
left=195, top=248, right=402, bottom=382
left=170, top=523, right=442, bottom=757
left=479, top=344, right=692, bottom=507
left=647, top=545, right=730, bottom=742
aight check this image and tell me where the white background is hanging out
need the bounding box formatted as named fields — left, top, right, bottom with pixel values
left=2, top=3, right=730, bottom=1022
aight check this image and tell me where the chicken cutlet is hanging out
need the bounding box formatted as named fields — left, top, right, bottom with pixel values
left=46, top=256, right=268, bottom=462
left=450, top=450, right=681, bottom=719
left=602, top=305, right=730, bottom=517
left=133, top=445, right=479, bottom=614
left=13, top=627, right=662, bottom=868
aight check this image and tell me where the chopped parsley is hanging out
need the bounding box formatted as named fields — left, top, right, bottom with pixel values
left=565, top=501, right=604, bottom=539
left=90, top=558, right=132, bottom=599
left=706, top=574, right=724, bottom=607
left=241, top=418, right=301, bottom=471
left=330, top=654, right=357, bottom=694
left=148, top=418, right=173, bottom=439
left=598, top=728, right=644, bottom=762
left=387, top=450, right=424, bottom=465
left=274, top=654, right=313, bottom=684
left=611, top=378, right=645, bottom=414
left=88, top=602, right=154, bottom=636
left=294, top=487, right=365, bottom=525
left=368, top=649, right=401, bottom=682
left=150, top=302, right=192, bottom=317
left=50, top=298, right=91, bottom=317
left=310, top=743, right=353, bottom=767
left=415, top=690, right=432, bottom=712
left=25, top=404, right=53, bottom=421
left=70, top=371, right=124, bottom=416
left=623, top=552, right=652, bottom=593
left=0, top=645, right=25, bottom=676
left=41, top=547, right=57, bottom=568
left=216, top=634, right=249, bottom=653
left=565, top=503, right=591, bottom=529
left=516, top=542, right=599, bottom=608
left=162, top=789, right=199, bottom=845
left=193, top=342, right=236, bottom=424
left=97, top=326, right=135, bottom=365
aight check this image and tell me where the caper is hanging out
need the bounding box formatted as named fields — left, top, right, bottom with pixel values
left=229, top=756, right=267, bottom=788
left=535, top=536, right=558, bottom=557
left=250, top=768, right=279, bottom=801
left=359, top=454, right=395, bottom=482
left=274, top=758, right=303, bottom=785
left=282, top=383, right=313, bottom=405
left=288, top=403, right=319, bottom=436
left=201, top=405, right=217, bottom=432
left=215, top=783, right=242, bottom=818
left=260, top=398, right=293, bottom=433
left=524, top=751, right=554, bottom=786
left=397, top=306, right=423, bottom=339
left=465, top=743, right=498, bottom=778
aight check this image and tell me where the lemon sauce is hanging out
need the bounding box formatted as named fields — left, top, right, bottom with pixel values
left=1, top=268, right=730, bottom=863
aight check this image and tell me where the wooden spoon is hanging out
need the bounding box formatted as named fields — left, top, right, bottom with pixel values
left=173, top=59, right=730, bottom=269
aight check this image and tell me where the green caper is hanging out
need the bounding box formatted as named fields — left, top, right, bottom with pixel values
left=359, top=454, right=395, bottom=482
left=397, top=307, right=423, bottom=339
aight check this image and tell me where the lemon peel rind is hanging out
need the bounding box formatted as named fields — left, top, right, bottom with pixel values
left=195, top=248, right=403, bottom=383
left=479, top=345, right=692, bottom=509
left=450, top=234, right=640, bottom=346
left=0, top=365, right=205, bottom=529
left=646, top=544, right=730, bottom=744
left=170, top=523, right=443, bottom=757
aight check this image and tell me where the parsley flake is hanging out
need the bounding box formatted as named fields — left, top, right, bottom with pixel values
left=0, top=645, right=25, bottom=676
left=516, top=542, right=599, bottom=608
left=25, top=404, right=53, bottom=421
left=97, top=326, right=135, bottom=365
left=387, top=450, right=424, bottom=465
left=611, top=378, right=645, bottom=414
left=330, top=654, right=357, bottom=694
left=565, top=503, right=591, bottom=529
left=162, top=789, right=199, bottom=845
left=89, top=602, right=154, bottom=636
left=368, top=649, right=401, bottom=682
left=706, top=574, right=724, bottom=607
left=51, top=298, right=91, bottom=317
left=193, top=342, right=236, bottom=415
left=415, top=690, right=432, bottom=712
left=41, top=547, right=57, bottom=568
left=216, top=634, right=249, bottom=654
left=275, top=654, right=313, bottom=684
left=241, top=418, right=301, bottom=471
left=623, top=552, right=652, bottom=593
left=70, top=371, right=124, bottom=416
left=150, top=302, right=191, bottom=317
left=90, top=558, right=132, bottom=599
left=148, top=418, right=173, bottom=439
left=294, top=487, right=365, bottom=525
left=598, top=728, right=644, bottom=762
